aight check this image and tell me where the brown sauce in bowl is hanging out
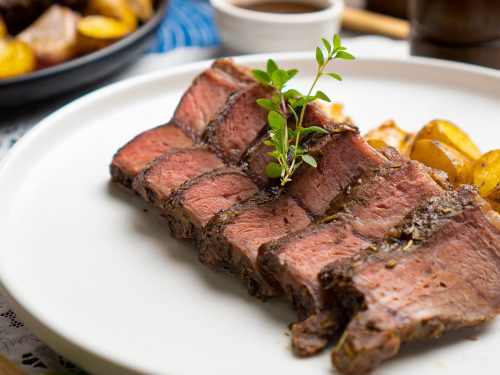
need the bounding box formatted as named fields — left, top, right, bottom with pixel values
left=237, top=1, right=325, bottom=14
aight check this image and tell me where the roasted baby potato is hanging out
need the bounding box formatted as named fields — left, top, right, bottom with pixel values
left=77, top=15, right=130, bottom=53
left=0, top=39, right=36, bottom=79
left=18, top=5, right=80, bottom=68
left=414, top=119, right=481, bottom=160
left=473, top=150, right=499, bottom=205
left=364, top=120, right=414, bottom=155
left=85, top=0, right=137, bottom=31
left=410, top=139, right=473, bottom=187
left=127, top=0, right=154, bottom=22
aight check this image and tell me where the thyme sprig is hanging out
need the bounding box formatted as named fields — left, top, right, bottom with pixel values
left=252, top=34, right=355, bottom=186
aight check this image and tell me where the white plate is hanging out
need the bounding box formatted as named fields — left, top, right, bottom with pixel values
left=0, top=54, right=499, bottom=375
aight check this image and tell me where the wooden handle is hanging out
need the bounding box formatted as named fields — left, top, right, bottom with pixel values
left=342, top=7, right=410, bottom=40
left=0, top=355, right=28, bottom=375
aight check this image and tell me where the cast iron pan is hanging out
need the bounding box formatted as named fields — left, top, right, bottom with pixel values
left=0, top=0, right=168, bottom=108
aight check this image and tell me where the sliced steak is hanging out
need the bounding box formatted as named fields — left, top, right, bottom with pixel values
left=287, top=126, right=387, bottom=218
left=201, top=193, right=312, bottom=299
left=258, top=159, right=447, bottom=355
left=164, top=168, right=259, bottom=243
left=320, top=185, right=500, bottom=374
left=242, top=102, right=333, bottom=188
left=204, top=83, right=272, bottom=165
left=110, top=124, right=193, bottom=188
left=132, top=147, right=224, bottom=206
left=173, top=59, right=253, bottom=140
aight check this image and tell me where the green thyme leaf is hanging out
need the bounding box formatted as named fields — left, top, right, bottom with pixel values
left=333, top=34, right=341, bottom=50
left=283, top=88, right=302, bottom=99
left=272, top=69, right=289, bottom=88
left=256, top=98, right=276, bottom=111
left=252, top=69, right=271, bottom=84
left=315, top=90, right=331, bottom=102
left=322, top=38, right=332, bottom=54
left=336, top=51, right=356, bottom=60
left=302, top=154, right=317, bottom=167
left=316, top=46, right=324, bottom=66
left=327, top=72, right=342, bottom=81
left=266, top=59, right=278, bottom=76
left=263, top=139, right=273, bottom=146
left=268, top=111, right=286, bottom=130
left=266, top=162, right=282, bottom=178
left=301, top=126, right=329, bottom=135
left=287, top=69, right=299, bottom=79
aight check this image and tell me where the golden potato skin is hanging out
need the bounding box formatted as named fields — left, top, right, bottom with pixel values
left=473, top=150, right=500, bottom=209
left=0, top=16, right=6, bottom=38
left=364, top=120, right=415, bottom=155
left=0, top=39, right=36, bottom=79
left=127, top=0, right=154, bottom=22
left=85, top=0, right=138, bottom=31
left=414, top=119, right=481, bottom=160
left=410, top=139, right=473, bottom=187
left=77, top=15, right=130, bottom=53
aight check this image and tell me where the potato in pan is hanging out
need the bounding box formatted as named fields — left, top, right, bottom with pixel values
left=85, top=0, right=138, bottom=31
left=77, top=15, right=131, bottom=54
left=0, top=39, right=36, bottom=78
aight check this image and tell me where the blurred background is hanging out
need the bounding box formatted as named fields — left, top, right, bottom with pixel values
left=0, top=0, right=499, bottom=373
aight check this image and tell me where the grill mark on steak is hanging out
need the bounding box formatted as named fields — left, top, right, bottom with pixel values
left=110, top=123, right=194, bottom=188
left=320, top=185, right=500, bottom=374
left=173, top=59, right=254, bottom=140
left=132, top=147, right=224, bottom=206
left=258, top=158, right=447, bottom=355
left=203, top=83, right=273, bottom=165
left=201, top=192, right=312, bottom=300
left=164, top=168, right=259, bottom=243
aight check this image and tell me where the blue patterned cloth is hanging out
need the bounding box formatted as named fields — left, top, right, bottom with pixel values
left=148, top=0, right=220, bottom=53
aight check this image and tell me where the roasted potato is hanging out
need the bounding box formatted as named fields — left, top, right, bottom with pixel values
left=473, top=150, right=500, bottom=206
left=0, top=16, right=6, bottom=38
left=0, top=39, right=36, bottom=79
left=77, top=15, right=130, bottom=53
left=18, top=5, right=80, bottom=68
left=410, top=139, right=473, bottom=187
left=127, top=0, right=154, bottom=21
left=85, top=0, right=137, bottom=31
left=414, top=119, right=481, bottom=160
left=364, top=120, right=414, bottom=155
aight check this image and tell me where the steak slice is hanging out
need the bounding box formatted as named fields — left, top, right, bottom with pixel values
left=287, top=126, right=387, bottom=218
left=173, top=59, right=253, bottom=140
left=320, top=185, right=500, bottom=374
left=164, top=168, right=259, bottom=243
left=110, top=123, right=193, bottom=188
left=201, top=193, right=312, bottom=300
left=204, top=83, right=272, bottom=165
left=258, top=159, right=447, bottom=355
left=242, top=102, right=333, bottom=188
left=132, top=147, right=224, bottom=206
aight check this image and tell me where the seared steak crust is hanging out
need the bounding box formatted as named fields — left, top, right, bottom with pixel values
left=132, top=147, right=224, bottom=206
left=204, top=83, right=272, bottom=165
left=110, top=123, right=193, bottom=188
left=164, top=168, right=259, bottom=243
left=321, top=186, right=500, bottom=374
left=173, top=59, right=253, bottom=140
left=201, top=192, right=312, bottom=300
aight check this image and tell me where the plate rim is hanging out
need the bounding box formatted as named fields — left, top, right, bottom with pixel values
left=0, top=53, right=499, bottom=374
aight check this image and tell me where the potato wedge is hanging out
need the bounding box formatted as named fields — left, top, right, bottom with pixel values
left=473, top=150, right=500, bottom=203
left=127, top=0, right=154, bottom=22
left=18, top=5, right=80, bottom=68
left=414, top=119, right=481, bottom=160
left=364, top=120, right=413, bottom=154
left=0, top=39, right=36, bottom=79
left=0, top=16, right=6, bottom=38
left=410, top=139, right=473, bottom=187
left=85, top=0, right=137, bottom=31
left=77, top=15, right=131, bottom=53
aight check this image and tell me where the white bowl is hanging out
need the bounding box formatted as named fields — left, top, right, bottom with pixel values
left=211, top=0, right=345, bottom=54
